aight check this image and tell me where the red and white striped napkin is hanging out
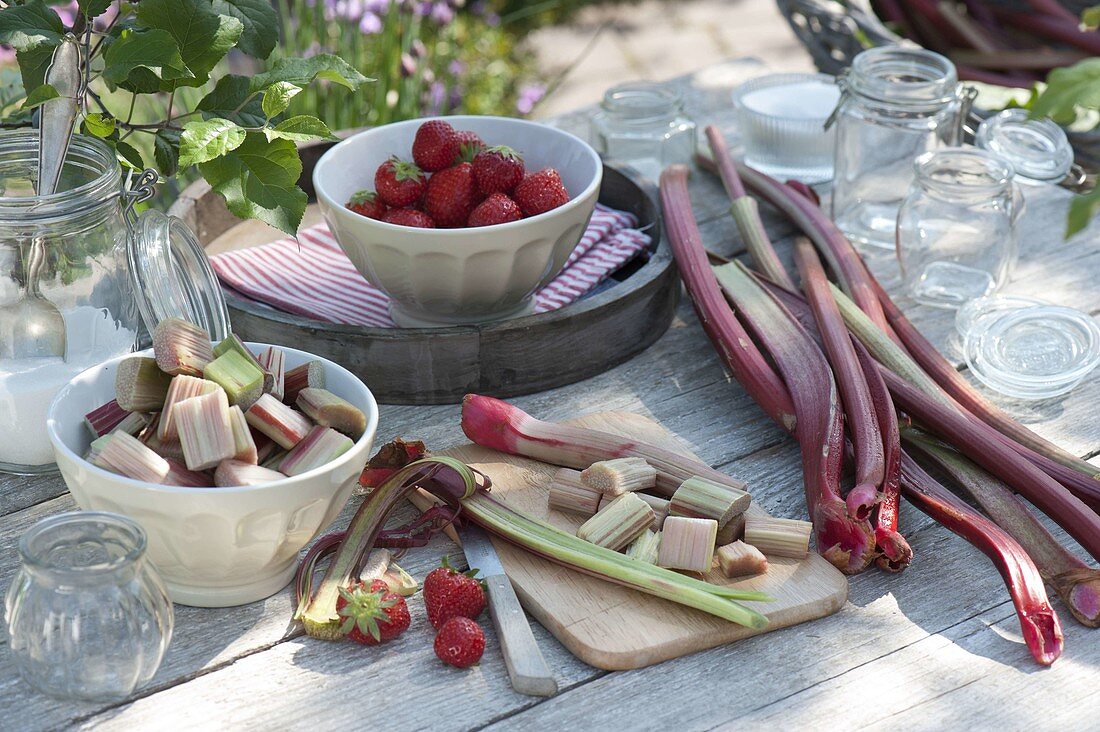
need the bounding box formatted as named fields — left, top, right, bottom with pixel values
left=211, top=204, right=651, bottom=327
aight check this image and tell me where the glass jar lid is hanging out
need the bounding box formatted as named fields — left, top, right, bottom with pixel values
left=128, top=209, right=231, bottom=341
left=975, top=109, right=1073, bottom=184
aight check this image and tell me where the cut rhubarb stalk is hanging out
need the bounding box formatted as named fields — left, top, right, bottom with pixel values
left=359, top=548, right=392, bottom=583
left=85, top=434, right=111, bottom=463
left=163, top=458, right=212, bottom=487
left=900, top=452, right=1063, bottom=665
left=159, top=375, right=221, bottom=442
left=717, top=540, right=768, bottom=578
left=716, top=512, right=746, bottom=546
left=253, top=431, right=278, bottom=464
left=581, top=457, right=657, bottom=496
left=637, top=492, right=671, bottom=530
left=626, top=529, right=661, bottom=564
left=213, top=334, right=272, bottom=391
left=204, top=350, right=265, bottom=409
left=261, top=449, right=287, bottom=471
left=115, top=357, right=172, bottom=412
left=547, top=468, right=602, bottom=516
left=140, top=422, right=187, bottom=462
left=461, top=394, right=750, bottom=498
left=576, top=493, right=655, bottom=551
left=382, top=563, right=418, bottom=596
left=281, top=426, right=354, bottom=477
left=93, top=432, right=170, bottom=484
left=84, top=399, right=128, bottom=437
left=744, top=515, right=813, bottom=559
left=669, top=476, right=751, bottom=526
left=228, top=405, right=258, bottom=464
left=105, top=411, right=151, bottom=438
left=256, top=346, right=286, bottom=400
left=175, top=389, right=235, bottom=471
left=214, top=459, right=286, bottom=487
left=296, top=387, right=367, bottom=439
left=246, top=393, right=314, bottom=450
left=658, top=516, right=718, bottom=572
left=152, top=317, right=214, bottom=377
left=283, top=360, right=326, bottom=405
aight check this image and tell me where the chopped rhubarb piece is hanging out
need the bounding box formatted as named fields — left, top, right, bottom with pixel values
left=261, top=449, right=287, bottom=471
left=281, top=426, right=354, bottom=476
left=256, top=346, right=286, bottom=401
left=658, top=516, right=718, bottom=572
left=159, top=375, right=221, bottom=442
left=717, top=540, right=768, bottom=578
left=92, top=431, right=170, bottom=484
left=140, top=416, right=187, bottom=462
left=283, top=360, right=325, bottom=405
left=175, top=389, right=235, bottom=471
left=152, top=317, right=214, bottom=377
left=228, top=405, right=258, bottom=464
left=204, top=350, right=265, bottom=408
left=581, top=457, right=657, bottom=496
left=214, top=459, right=286, bottom=487
left=252, top=430, right=278, bottom=463
left=295, top=387, right=366, bottom=439
left=547, top=468, right=602, bottom=516
left=84, top=399, right=128, bottom=437
left=246, top=393, right=313, bottom=449
left=115, top=357, right=172, bottom=412
left=576, top=493, right=654, bottom=551
left=85, top=434, right=112, bottom=463
left=164, top=459, right=213, bottom=487
left=214, top=334, right=274, bottom=392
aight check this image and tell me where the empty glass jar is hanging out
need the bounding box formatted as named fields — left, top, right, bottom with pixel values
left=896, top=148, right=1022, bottom=309
left=5, top=511, right=174, bottom=701
left=831, top=46, right=972, bottom=250
left=590, top=81, right=696, bottom=181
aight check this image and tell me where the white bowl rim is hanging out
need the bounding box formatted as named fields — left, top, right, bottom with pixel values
left=313, top=114, right=603, bottom=236
left=46, top=343, right=380, bottom=496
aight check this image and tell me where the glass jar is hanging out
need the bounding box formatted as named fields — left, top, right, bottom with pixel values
left=591, top=82, right=696, bottom=181
left=896, top=148, right=1023, bottom=309
left=831, top=46, right=972, bottom=250
left=4, top=511, right=174, bottom=701
left=975, top=108, right=1075, bottom=186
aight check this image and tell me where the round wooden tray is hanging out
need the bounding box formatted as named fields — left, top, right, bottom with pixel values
left=170, top=147, right=678, bottom=405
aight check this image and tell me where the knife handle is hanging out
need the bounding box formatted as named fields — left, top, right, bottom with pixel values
left=484, top=574, right=558, bottom=697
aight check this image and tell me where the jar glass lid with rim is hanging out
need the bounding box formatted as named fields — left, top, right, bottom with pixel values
left=974, top=108, right=1075, bottom=186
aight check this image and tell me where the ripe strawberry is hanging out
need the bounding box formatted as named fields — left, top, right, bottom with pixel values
left=514, top=168, right=571, bottom=217
left=374, top=157, right=426, bottom=208
left=454, top=130, right=485, bottom=163
left=412, top=120, right=460, bottom=172
left=346, top=190, right=388, bottom=220
left=468, top=192, right=522, bottom=227
left=382, top=208, right=436, bottom=228
left=434, top=617, right=485, bottom=669
left=472, top=146, right=524, bottom=195
left=424, top=162, right=478, bottom=228
left=423, top=556, right=487, bottom=629
left=336, top=579, right=411, bottom=645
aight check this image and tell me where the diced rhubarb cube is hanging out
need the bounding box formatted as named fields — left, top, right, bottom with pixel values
left=152, top=317, right=214, bottom=376
left=256, top=346, right=285, bottom=401
left=281, top=425, right=354, bottom=476
left=228, top=405, right=258, bottom=464
left=283, top=360, right=325, bottom=404
left=214, top=334, right=273, bottom=393
left=84, top=399, right=128, bottom=437
left=261, top=449, right=287, bottom=471
left=252, top=430, right=277, bottom=463
left=92, top=432, right=170, bottom=484
left=214, top=459, right=286, bottom=487
left=204, top=350, right=265, bottom=408
left=164, top=459, right=213, bottom=487
left=245, top=393, right=313, bottom=450
left=115, top=357, right=172, bottom=412
left=159, top=375, right=221, bottom=441
left=175, top=389, right=235, bottom=471
left=296, top=388, right=367, bottom=439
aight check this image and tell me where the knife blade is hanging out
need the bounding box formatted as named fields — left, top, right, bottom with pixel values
left=461, top=522, right=558, bottom=697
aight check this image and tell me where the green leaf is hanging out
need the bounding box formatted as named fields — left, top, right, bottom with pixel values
left=263, top=115, right=336, bottom=142
left=154, top=128, right=181, bottom=178
left=211, top=0, right=278, bottom=59
left=261, top=81, right=301, bottom=118
left=21, top=83, right=58, bottom=110
left=179, top=117, right=247, bottom=168
left=0, top=0, right=64, bottom=52
left=16, top=44, right=57, bottom=92
left=102, top=28, right=192, bottom=84
left=250, top=55, right=370, bottom=93
left=78, top=0, right=115, bottom=19
left=1031, top=59, right=1100, bottom=124
left=1083, top=5, right=1100, bottom=29
left=1067, top=186, right=1100, bottom=239
left=199, top=133, right=307, bottom=235
left=135, top=0, right=244, bottom=88
left=113, top=140, right=146, bottom=171
left=197, top=74, right=266, bottom=127
left=84, top=112, right=116, bottom=138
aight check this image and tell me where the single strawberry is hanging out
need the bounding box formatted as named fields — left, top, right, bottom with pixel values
left=468, top=192, right=522, bottom=227
left=412, top=120, right=460, bottom=172
left=374, top=157, right=427, bottom=208
left=346, top=190, right=388, bottom=220
left=453, top=130, right=485, bottom=163
left=424, top=162, right=478, bottom=228
left=472, top=146, right=524, bottom=195
left=514, top=168, right=571, bottom=217
left=434, top=617, right=485, bottom=669
left=382, top=207, right=436, bottom=228
left=423, top=555, right=487, bottom=629
left=336, top=580, right=411, bottom=645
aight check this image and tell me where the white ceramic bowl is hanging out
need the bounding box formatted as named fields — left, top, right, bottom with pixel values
left=46, top=345, right=379, bottom=608
left=314, top=115, right=603, bottom=327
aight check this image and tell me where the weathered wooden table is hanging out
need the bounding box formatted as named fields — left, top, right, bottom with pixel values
left=3, top=61, right=1099, bottom=731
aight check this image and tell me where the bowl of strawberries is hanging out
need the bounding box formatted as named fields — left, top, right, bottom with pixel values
left=313, top=115, right=602, bottom=327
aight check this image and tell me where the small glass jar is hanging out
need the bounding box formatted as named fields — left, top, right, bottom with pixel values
left=831, top=46, right=971, bottom=250
left=975, top=108, right=1075, bottom=186
left=4, top=511, right=174, bottom=701
left=896, top=148, right=1023, bottom=309
left=590, top=82, right=696, bottom=181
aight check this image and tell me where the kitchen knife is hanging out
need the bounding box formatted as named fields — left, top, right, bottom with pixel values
left=460, top=522, right=558, bottom=697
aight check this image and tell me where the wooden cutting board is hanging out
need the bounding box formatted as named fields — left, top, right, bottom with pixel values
left=441, top=411, right=848, bottom=671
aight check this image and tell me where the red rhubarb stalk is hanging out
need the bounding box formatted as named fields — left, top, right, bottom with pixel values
left=899, top=452, right=1063, bottom=666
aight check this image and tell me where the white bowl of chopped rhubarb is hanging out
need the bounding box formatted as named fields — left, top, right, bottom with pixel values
left=45, top=340, right=378, bottom=608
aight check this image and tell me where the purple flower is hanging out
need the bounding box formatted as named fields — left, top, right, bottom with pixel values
left=410, top=39, right=427, bottom=59
left=429, top=2, right=454, bottom=24
left=0, top=45, right=15, bottom=65
left=516, top=83, right=546, bottom=115
left=359, top=11, right=382, bottom=33
left=448, top=85, right=463, bottom=113
left=426, top=81, right=446, bottom=116
left=448, top=59, right=466, bottom=77
left=365, top=0, right=391, bottom=12
left=53, top=1, right=79, bottom=28
left=400, top=52, right=416, bottom=78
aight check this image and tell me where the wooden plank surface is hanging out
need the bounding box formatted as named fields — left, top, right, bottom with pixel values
left=1, top=60, right=1099, bottom=731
